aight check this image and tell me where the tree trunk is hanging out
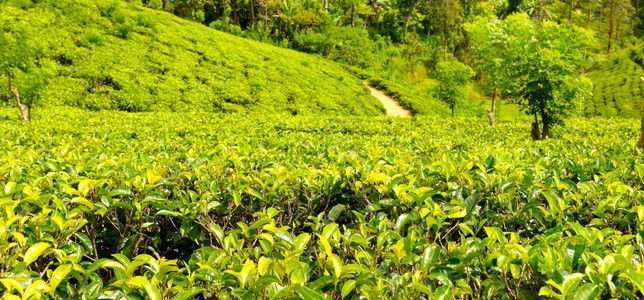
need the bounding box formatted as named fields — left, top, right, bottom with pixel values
left=264, top=2, right=268, bottom=26
left=569, top=0, right=574, bottom=21
left=487, top=88, right=497, bottom=126
left=599, top=0, right=604, bottom=36
left=583, top=3, right=592, bottom=62
left=541, top=112, right=550, bottom=139
left=7, top=72, right=30, bottom=122
left=451, top=105, right=454, bottom=118
left=351, top=7, right=356, bottom=27
left=162, top=0, right=169, bottom=10
left=324, top=0, right=329, bottom=12
left=250, top=0, right=255, bottom=26
left=639, top=118, right=644, bottom=149
left=586, top=2, right=592, bottom=28
left=531, top=113, right=541, bottom=140
left=635, top=0, right=641, bottom=37
left=443, top=0, right=449, bottom=61
left=608, top=0, right=616, bottom=53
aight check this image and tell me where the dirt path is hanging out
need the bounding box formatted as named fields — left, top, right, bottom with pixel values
left=363, top=82, right=411, bottom=117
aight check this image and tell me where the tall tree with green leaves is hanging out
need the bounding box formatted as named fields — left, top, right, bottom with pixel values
left=0, top=26, right=42, bottom=122
left=465, top=15, right=504, bottom=126
left=436, top=60, right=474, bottom=117
left=484, top=13, right=592, bottom=140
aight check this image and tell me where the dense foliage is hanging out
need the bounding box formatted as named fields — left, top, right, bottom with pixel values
left=1, top=107, right=644, bottom=299
left=436, top=60, right=474, bottom=116
left=0, top=0, right=388, bottom=116
left=466, top=13, right=593, bottom=139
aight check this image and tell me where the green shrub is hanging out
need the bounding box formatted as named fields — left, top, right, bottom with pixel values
left=135, top=13, right=156, bottom=28
left=112, top=23, right=133, bottom=39
left=0, top=108, right=642, bottom=299
left=84, top=30, right=105, bottom=46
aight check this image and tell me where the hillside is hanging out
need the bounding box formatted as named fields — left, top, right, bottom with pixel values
left=0, top=0, right=390, bottom=116
left=586, top=46, right=644, bottom=117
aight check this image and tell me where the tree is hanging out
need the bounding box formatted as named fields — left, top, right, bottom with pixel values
left=499, top=0, right=522, bottom=19
left=465, top=15, right=505, bottom=126
left=475, top=13, right=593, bottom=140
left=402, top=34, right=423, bottom=83
left=525, top=0, right=554, bottom=23
left=436, top=60, right=474, bottom=117
left=639, top=77, right=644, bottom=149
left=0, top=26, right=43, bottom=122
left=607, top=0, right=634, bottom=53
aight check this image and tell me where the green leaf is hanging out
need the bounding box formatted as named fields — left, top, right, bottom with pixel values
left=49, top=264, right=72, bottom=291
left=24, top=242, right=51, bottom=266
left=142, top=281, right=162, bottom=300
left=309, top=276, right=335, bottom=291
left=268, top=283, right=289, bottom=300
left=539, top=286, right=561, bottom=298
left=275, top=232, right=294, bottom=246
left=156, top=210, right=183, bottom=218
left=422, top=245, right=440, bottom=271
left=171, top=287, right=204, bottom=300
left=407, top=282, right=432, bottom=296
left=574, top=283, right=599, bottom=300
left=84, top=281, right=102, bottom=299
left=341, top=280, right=356, bottom=299
left=293, top=284, right=324, bottom=300
left=110, top=188, right=133, bottom=197
left=623, top=271, right=644, bottom=294
left=463, top=192, right=481, bottom=218
left=571, top=244, right=585, bottom=269
left=88, top=259, right=126, bottom=273
left=74, top=233, right=93, bottom=253
left=249, top=218, right=271, bottom=230
left=328, top=204, right=346, bottom=221
left=209, top=223, right=225, bottom=245
left=327, top=253, right=343, bottom=278
left=129, top=277, right=162, bottom=300
left=562, top=273, right=584, bottom=296
left=394, top=213, right=410, bottom=232
left=434, top=285, right=452, bottom=300
left=0, top=278, right=24, bottom=297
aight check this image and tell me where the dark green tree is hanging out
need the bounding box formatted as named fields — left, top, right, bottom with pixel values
left=436, top=60, right=474, bottom=117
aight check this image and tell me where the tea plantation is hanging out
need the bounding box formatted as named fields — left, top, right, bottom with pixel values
left=0, top=107, right=643, bottom=299
left=0, top=0, right=390, bottom=116
left=586, top=45, right=644, bottom=117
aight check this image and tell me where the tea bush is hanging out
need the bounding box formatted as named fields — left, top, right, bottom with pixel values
left=587, top=45, right=644, bottom=117
left=0, top=0, right=385, bottom=116
left=1, top=107, right=643, bottom=299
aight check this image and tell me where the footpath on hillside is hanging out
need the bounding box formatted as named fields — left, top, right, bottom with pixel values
left=363, top=82, right=412, bottom=117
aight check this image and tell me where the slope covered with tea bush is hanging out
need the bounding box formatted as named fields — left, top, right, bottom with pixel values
left=586, top=46, right=644, bottom=117
left=1, top=107, right=644, bottom=299
left=0, top=0, right=391, bottom=116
